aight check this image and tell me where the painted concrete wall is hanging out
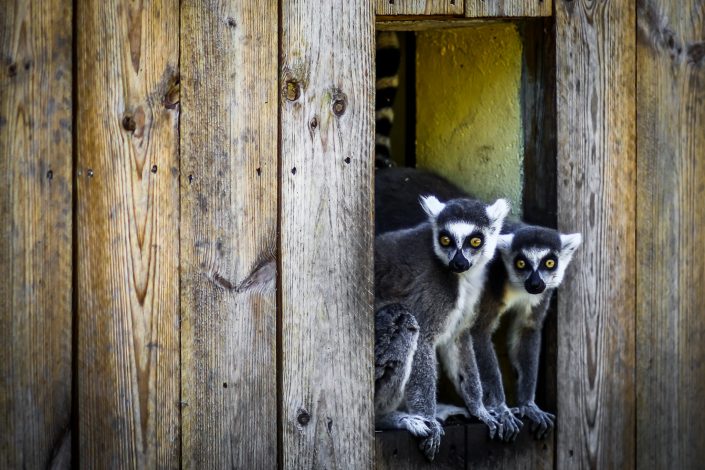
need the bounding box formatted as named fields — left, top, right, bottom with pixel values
left=416, top=24, right=524, bottom=215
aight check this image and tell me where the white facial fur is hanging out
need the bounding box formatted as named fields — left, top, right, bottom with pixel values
left=420, top=196, right=510, bottom=274
left=497, top=232, right=582, bottom=291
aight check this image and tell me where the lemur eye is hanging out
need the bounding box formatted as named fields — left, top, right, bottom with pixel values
left=544, top=259, right=556, bottom=269
left=515, top=259, right=526, bottom=269
left=439, top=235, right=452, bottom=247
left=469, top=237, right=483, bottom=248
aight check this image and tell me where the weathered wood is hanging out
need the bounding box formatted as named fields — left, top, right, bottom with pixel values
left=76, top=1, right=180, bottom=466
left=280, top=0, right=375, bottom=467
left=0, top=1, right=73, bottom=468
left=636, top=0, right=705, bottom=467
left=376, top=0, right=464, bottom=17
left=180, top=1, right=278, bottom=468
left=376, top=18, right=500, bottom=31
left=375, top=422, right=553, bottom=469
left=375, top=425, right=466, bottom=469
left=465, top=0, right=551, bottom=17
left=555, top=0, right=636, bottom=468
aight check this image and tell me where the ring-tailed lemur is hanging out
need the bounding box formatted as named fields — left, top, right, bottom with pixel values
left=375, top=167, right=581, bottom=440
left=374, top=195, right=510, bottom=460
left=375, top=32, right=400, bottom=169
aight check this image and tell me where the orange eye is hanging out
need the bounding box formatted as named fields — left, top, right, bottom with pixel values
left=439, top=236, right=451, bottom=247
left=469, top=237, right=482, bottom=248
left=516, top=259, right=526, bottom=269
left=545, top=259, right=556, bottom=269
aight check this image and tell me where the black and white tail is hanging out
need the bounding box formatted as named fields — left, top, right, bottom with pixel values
left=375, top=32, right=401, bottom=169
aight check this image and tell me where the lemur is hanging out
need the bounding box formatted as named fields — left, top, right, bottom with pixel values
left=375, top=167, right=581, bottom=440
left=375, top=31, right=400, bottom=169
left=374, top=194, right=510, bottom=460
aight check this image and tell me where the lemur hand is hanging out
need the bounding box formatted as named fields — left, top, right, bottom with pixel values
left=475, top=406, right=503, bottom=440
left=488, top=404, right=523, bottom=441
left=418, top=418, right=444, bottom=461
left=511, top=402, right=555, bottom=439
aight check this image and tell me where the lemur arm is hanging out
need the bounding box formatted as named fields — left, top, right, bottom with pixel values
left=404, top=339, right=444, bottom=461
left=509, top=294, right=555, bottom=438
left=440, top=329, right=501, bottom=439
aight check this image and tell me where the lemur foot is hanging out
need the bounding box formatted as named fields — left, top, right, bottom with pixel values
left=488, top=404, right=523, bottom=442
left=399, top=415, right=433, bottom=437
left=418, top=418, right=444, bottom=462
left=511, top=402, right=555, bottom=439
left=475, top=407, right=503, bottom=440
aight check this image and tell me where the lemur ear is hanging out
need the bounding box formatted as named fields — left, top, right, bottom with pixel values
left=420, top=195, right=445, bottom=219
left=560, top=233, right=582, bottom=255
left=496, top=234, right=514, bottom=252
left=486, top=198, right=510, bottom=225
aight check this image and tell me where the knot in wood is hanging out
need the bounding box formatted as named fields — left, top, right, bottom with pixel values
left=309, top=116, right=318, bottom=130
left=297, top=409, right=311, bottom=426
left=122, top=114, right=137, bottom=132
left=285, top=80, right=301, bottom=101
left=332, top=98, right=346, bottom=116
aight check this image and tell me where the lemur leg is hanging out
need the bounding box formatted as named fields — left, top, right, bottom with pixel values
left=472, top=326, right=523, bottom=441
left=509, top=317, right=555, bottom=439
left=374, top=304, right=419, bottom=415
left=403, top=340, right=445, bottom=461
left=439, top=330, right=501, bottom=439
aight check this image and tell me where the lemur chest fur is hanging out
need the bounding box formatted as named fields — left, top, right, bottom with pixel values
left=499, top=284, right=545, bottom=329
left=436, top=268, right=487, bottom=346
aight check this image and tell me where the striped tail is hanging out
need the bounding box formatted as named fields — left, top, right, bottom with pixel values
left=376, top=32, right=401, bottom=169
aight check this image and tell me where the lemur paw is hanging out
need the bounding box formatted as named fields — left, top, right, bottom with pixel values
left=399, top=415, right=432, bottom=437
left=511, top=402, right=555, bottom=439
left=475, top=407, right=503, bottom=440
left=488, top=405, right=523, bottom=442
left=418, top=418, right=444, bottom=462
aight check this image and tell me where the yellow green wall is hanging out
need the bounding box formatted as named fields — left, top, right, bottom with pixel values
left=416, top=24, right=524, bottom=215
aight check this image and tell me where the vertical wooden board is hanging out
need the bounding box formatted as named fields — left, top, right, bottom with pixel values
left=76, top=1, right=180, bottom=466
left=465, top=424, right=553, bottom=469
left=636, top=1, right=705, bottom=467
left=180, top=1, right=278, bottom=468
left=555, top=1, right=636, bottom=468
left=0, top=1, right=73, bottom=468
left=280, top=1, right=375, bottom=468
left=376, top=0, right=464, bottom=16
left=465, top=0, right=552, bottom=18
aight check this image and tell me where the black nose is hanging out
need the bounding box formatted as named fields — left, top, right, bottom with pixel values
left=525, top=272, right=546, bottom=294
left=449, top=252, right=470, bottom=273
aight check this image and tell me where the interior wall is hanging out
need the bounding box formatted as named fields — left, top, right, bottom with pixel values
left=415, top=23, right=524, bottom=216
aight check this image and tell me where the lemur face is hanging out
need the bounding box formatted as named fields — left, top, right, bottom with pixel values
left=420, top=196, right=510, bottom=274
left=497, top=227, right=581, bottom=294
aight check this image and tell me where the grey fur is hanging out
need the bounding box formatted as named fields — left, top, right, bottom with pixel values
left=473, top=224, right=581, bottom=439
left=374, top=196, right=509, bottom=460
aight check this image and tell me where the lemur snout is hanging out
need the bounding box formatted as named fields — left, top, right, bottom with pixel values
left=525, top=272, right=546, bottom=294
left=449, top=251, right=470, bottom=273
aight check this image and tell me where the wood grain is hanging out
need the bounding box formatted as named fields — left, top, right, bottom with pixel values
left=555, top=0, right=636, bottom=468
left=465, top=0, right=551, bottom=18
left=76, top=1, right=180, bottom=466
left=280, top=0, right=375, bottom=467
left=375, top=425, right=466, bottom=469
left=636, top=0, right=705, bottom=467
left=376, top=0, right=464, bottom=17
left=180, top=1, right=279, bottom=467
left=0, top=1, right=73, bottom=468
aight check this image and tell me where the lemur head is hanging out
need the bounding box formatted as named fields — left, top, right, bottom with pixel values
left=496, top=226, right=582, bottom=295
left=420, top=196, right=510, bottom=274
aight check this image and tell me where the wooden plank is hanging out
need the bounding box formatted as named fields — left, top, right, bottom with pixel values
left=76, top=1, right=180, bottom=466
left=280, top=1, right=375, bottom=467
left=375, top=425, right=466, bottom=469
left=376, top=0, right=464, bottom=17
left=180, top=1, right=278, bottom=467
left=636, top=1, right=705, bottom=467
left=376, top=18, right=500, bottom=31
left=0, top=1, right=73, bottom=468
left=555, top=0, right=636, bottom=468
left=465, top=0, right=551, bottom=18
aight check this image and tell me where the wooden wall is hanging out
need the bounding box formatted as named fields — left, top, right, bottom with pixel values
left=1, top=0, right=705, bottom=468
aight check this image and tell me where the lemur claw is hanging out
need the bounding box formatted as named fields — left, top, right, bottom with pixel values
left=400, top=415, right=432, bottom=437
left=488, top=405, right=523, bottom=441
left=511, top=402, right=554, bottom=439
left=476, top=407, right=502, bottom=440
left=418, top=418, right=444, bottom=461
